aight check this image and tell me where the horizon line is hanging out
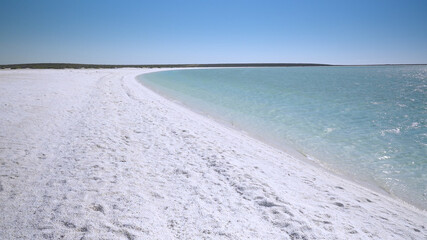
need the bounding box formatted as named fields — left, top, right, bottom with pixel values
left=1, top=62, right=427, bottom=69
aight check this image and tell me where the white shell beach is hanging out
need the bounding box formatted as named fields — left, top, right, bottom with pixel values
left=0, top=68, right=425, bottom=239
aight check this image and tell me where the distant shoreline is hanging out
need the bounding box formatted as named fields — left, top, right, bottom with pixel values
left=1, top=63, right=426, bottom=69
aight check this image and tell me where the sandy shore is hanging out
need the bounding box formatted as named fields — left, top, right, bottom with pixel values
left=0, top=68, right=425, bottom=239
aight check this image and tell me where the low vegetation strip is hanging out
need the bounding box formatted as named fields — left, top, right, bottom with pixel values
left=0, top=63, right=331, bottom=69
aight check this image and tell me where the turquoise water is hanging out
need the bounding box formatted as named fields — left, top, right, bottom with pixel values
left=138, top=66, right=427, bottom=209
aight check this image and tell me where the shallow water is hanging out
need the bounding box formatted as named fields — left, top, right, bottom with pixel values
left=138, top=66, right=427, bottom=209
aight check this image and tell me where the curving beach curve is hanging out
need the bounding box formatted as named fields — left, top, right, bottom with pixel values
left=0, top=68, right=425, bottom=239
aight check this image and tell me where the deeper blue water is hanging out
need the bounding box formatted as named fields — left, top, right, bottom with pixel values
left=138, top=66, right=427, bottom=209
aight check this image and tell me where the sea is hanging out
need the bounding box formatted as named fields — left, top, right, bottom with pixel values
left=137, top=66, right=427, bottom=210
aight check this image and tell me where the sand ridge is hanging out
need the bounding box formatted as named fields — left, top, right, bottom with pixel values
left=0, top=69, right=425, bottom=239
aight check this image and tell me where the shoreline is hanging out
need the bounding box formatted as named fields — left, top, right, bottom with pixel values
left=134, top=68, right=427, bottom=213
left=136, top=68, right=422, bottom=211
left=0, top=68, right=425, bottom=239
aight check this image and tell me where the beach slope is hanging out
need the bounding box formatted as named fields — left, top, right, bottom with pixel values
left=0, top=69, right=425, bottom=239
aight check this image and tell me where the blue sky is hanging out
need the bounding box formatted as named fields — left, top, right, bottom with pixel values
left=0, top=0, right=426, bottom=65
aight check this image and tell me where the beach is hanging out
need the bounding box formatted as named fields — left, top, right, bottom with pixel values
left=0, top=68, right=425, bottom=239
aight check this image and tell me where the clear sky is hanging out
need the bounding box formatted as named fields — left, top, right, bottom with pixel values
left=1, top=0, right=426, bottom=65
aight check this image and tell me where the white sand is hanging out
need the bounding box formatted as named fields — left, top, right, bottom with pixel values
left=0, top=68, right=425, bottom=239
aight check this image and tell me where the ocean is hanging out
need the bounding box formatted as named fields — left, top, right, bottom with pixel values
left=137, top=66, right=427, bottom=209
